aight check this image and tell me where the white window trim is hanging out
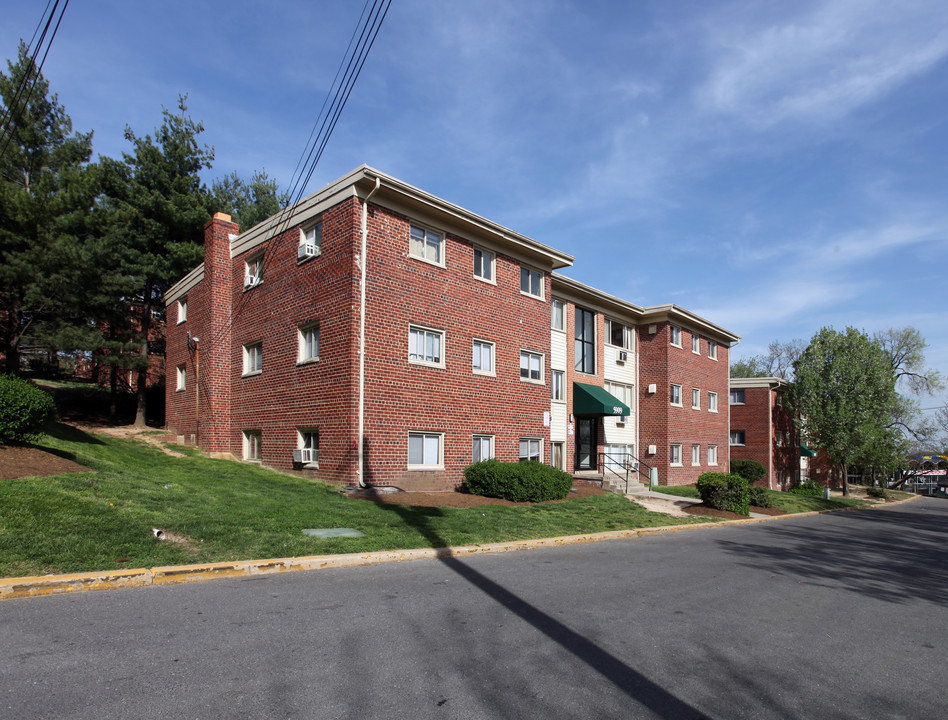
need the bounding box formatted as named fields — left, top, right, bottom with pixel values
left=550, top=441, right=566, bottom=470
left=670, top=325, right=682, bottom=348
left=472, top=246, right=496, bottom=285
left=551, top=370, right=566, bottom=402
left=730, top=389, right=745, bottom=405
left=244, top=254, right=263, bottom=289
left=175, top=364, right=186, bottom=392
left=520, top=265, right=544, bottom=300
left=708, top=392, right=719, bottom=413
left=177, top=298, right=187, bottom=324
left=298, top=221, right=322, bottom=261
left=519, top=349, right=545, bottom=384
left=691, top=334, right=700, bottom=354
left=407, top=431, right=444, bottom=470
left=409, top=223, right=445, bottom=268
left=242, top=342, right=262, bottom=377
left=297, top=428, right=320, bottom=468
left=472, top=434, right=494, bottom=463
left=605, top=318, right=630, bottom=349
left=243, top=430, right=261, bottom=462
left=519, top=437, right=543, bottom=463
left=551, top=299, right=566, bottom=332
left=708, top=340, right=718, bottom=360
left=472, top=339, right=496, bottom=376
left=691, top=444, right=701, bottom=466
left=670, top=443, right=682, bottom=467
left=298, top=323, right=320, bottom=365
left=670, top=383, right=683, bottom=407
left=708, top=445, right=718, bottom=466
left=691, top=388, right=700, bottom=410
left=408, top=325, right=446, bottom=368
left=730, top=431, right=746, bottom=446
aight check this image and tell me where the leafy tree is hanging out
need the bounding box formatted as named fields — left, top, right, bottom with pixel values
left=0, top=42, right=100, bottom=372
left=100, top=95, right=213, bottom=426
left=211, top=169, right=288, bottom=232
left=791, top=327, right=900, bottom=495
left=731, top=339, right=804, bottom=379
left=873, top=327, right=943, bottom=445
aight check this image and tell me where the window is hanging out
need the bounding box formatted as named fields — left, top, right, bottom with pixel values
left=473, top=247, right=494, bottom=282
left=605, top=318, right=630, bottom=349
left=551, top=299, right=565, bottom=331
left=776, top=392, right=784, bottom=407
left=298, top=324, right=320, bottom=363
left=472, top=340, right=494, bottom=375
left=691, top=444, right=701, bottom=466
left=730, top=430, right=746, bottom=446
left=670, top=383, right=682, bottom=406
left=409, top=326, right=444, bottom=367
left=575, top=306, right=596, bottom=374
left=551, top=441, right=565, bottom=470
left=708, top=392, right=718, bottom=413
left=692, top=334, right=700, bottom=354
left=551, top=370, right=565, bottom=401
left=730, top=388, right=745, bottom=404
left=670, top=444, right=682, bottom=466
left=708, top=340, right=718, bottom=360
left=520, top=266, right=543, bottom=298
left=520, top=350, right=543, bottom=382
left=176, top=364, right=186, bottom=391
left=605, top=381, right=633, bottom=409
left=670, top=325, right=682, bottom=347
left=177, top=298, right=187, bottom=324
left=519, top=437, right=542, bottom=463
left=691, top=388, right=700, bottom=409
left=244, top=254, right=263, bottom=288
left=604, top=443, right=633, bottom=471
left=472, top=434, right=494, bottom=462
left=243, top=430, right=261, bottom=461
left=408, top=432, right=443, bottom=468
left=299, top=221, right=322, bottom=258
left=409, top=224, right=443, bottom=265
left=243, top=342, right=262, bottom=375
left=297, top=429, right=319, bottom=466
left=708, top=445, right=718, bottom=465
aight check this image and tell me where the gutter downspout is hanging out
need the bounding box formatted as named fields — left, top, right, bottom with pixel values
left=357, top=176, right=381, bottom=487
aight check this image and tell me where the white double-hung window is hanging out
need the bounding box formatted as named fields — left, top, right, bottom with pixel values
left=473, top=247, right=494, bottom=282
left=519, top=438, right=542, bottom=462
left=408, top=432, right=443, bottom=468
left=472, top=435, right=494, bottom=462
left=472, top=339, right=494, bottom=375
left=410, top=224, right=443, bottom=265
left=298, top=323, right=319, bottom=363
left=520, top=266, right=543, bottom=298
left=409, top=325, right=444, bottom=367
left=243, top=342, right=262, bottom=375
left=520, top=350, right=543, bottom=382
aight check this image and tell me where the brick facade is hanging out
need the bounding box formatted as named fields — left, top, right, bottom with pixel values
left=728, top=378, right=799, bottom=489
left=165, top=166, right=739, bottom=490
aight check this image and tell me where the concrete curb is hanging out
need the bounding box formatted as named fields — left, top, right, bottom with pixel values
left=0, top=494, right=921, bottom=601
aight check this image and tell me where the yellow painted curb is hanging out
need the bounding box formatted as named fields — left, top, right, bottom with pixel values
left=0, top=494, right=922, bottom=601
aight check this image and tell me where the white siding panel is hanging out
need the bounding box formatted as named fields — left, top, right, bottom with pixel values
left=550, top=402, right=568, bottom=441
left=551, top=330, right=567, bottom=370
left=603, top=346, right=635, bottom=384
left=604, top=418, right=635, bottom=445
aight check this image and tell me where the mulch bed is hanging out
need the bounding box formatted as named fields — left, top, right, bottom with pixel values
left=683, top=504, right=787, bottom=520
left=0, top=445, right=91, bottom=480
left=346, top=482, right=609, bottom=508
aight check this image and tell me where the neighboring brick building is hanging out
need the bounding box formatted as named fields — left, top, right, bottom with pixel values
left=165, top=166, right=739, bottom=490
left=728, top=377, right=799, bottom=490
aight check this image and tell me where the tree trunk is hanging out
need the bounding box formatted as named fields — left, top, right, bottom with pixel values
left=134, top=298, right=150, bottom=428
left=842, top=462, right=850, bottom=496
left=109, top=363, right=118, bottom=421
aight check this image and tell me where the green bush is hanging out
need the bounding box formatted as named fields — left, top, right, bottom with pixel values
left=747, top=485, right=774, bottom=508
left=0, top=375, right=58, bottom=444
left=789, top=479, right=824, bottom=497
left=730, top=458, right=767, bottom=484
left=464, top=459, right=573, bottom=502
left=696, top=472, right=749, bottom=515
left=866, top=486, right=889, bottom=499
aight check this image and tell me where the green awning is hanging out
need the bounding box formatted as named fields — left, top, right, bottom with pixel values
left=800, top=444, right=818, bottom=458
left=573, top=382, right=631, bottom=416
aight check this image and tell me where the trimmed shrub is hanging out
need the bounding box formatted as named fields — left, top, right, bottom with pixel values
left=730, top=458, right=767, bottom=484
left=464, top=459, right=573, bottom=502
left=747, top=485, right=773, bottom=508
left=866, top=486, right=889, bottom=499
left=789, top=479, right=824, bottom=497
left=696, top=472, right=750, bottom=515
left=0, top=375, right=58, bottom=444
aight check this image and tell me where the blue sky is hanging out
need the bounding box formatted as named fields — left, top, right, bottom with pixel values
left=3, top=0, right=947, bottom=411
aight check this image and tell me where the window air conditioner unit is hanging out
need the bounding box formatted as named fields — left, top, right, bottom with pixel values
left=298, top=243, right=318, bottom=260
left=648, top=445, right=657, bottom=455
left=617, top=351, right=628, bottom=363
left=630, top=461, right=639, bottom=471
left=617, top=415, right=627, bottom=425
left=293, top=449, right=316, bottom=464
left=244, top=275, right=259, bottom=289
left=647, top=383, right=657, bottom=394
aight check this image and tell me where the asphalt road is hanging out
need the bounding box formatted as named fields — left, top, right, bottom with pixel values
left=3, top=498, right=947, bottom=719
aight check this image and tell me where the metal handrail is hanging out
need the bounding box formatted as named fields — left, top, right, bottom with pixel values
left=597, top=452, right=654, bottom=494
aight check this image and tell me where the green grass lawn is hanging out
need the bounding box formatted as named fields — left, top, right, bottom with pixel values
left=654, top=483, right=872, bottom=512
left=0, top=424, right=708, bottom=577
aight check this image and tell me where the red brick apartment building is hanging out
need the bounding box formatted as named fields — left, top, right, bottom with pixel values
left=728, top=377, right=799, bottom=490
left=165, top=166, right=739, bottom=490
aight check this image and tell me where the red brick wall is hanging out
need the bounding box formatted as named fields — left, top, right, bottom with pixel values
left=729, top=386, right=799, bottom=489
left=638, top=322, right=730, bottom=485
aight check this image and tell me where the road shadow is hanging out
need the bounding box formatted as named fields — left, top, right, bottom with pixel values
left=375, top=500, right=709, bottom=719
left=715, top=499, right=948, bottom=605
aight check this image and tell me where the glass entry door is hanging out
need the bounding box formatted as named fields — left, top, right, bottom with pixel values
left=575, top=417, right=596, bottom=471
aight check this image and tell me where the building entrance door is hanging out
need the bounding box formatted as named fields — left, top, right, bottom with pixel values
left=575, top=417, right=596, bottom=471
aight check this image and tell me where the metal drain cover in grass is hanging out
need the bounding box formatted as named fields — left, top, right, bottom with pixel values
left=302, top=528, right=366, bottom=538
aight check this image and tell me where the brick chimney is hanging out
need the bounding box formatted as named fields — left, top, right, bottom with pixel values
left=200, top=212, right=239, bottom=455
